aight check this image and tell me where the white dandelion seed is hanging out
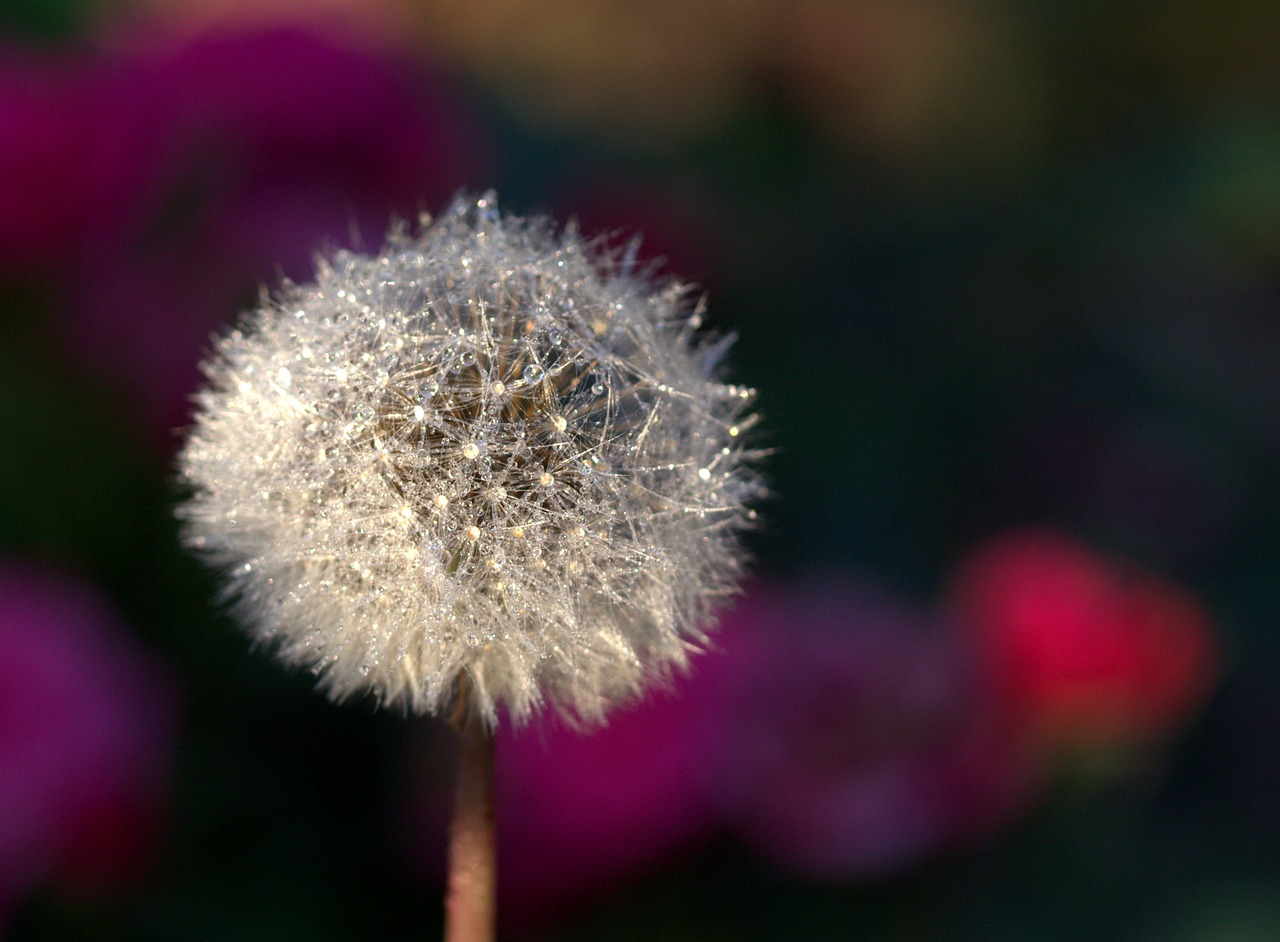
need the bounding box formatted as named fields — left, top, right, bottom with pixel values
left=177, top=192, right=765, bottom=727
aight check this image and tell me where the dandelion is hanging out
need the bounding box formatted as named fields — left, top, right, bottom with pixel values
left=178, top=190, right=762, bottom=724
left=177, top=192, right=763, bottom=939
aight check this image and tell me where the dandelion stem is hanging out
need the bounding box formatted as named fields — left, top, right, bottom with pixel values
left=445, top=696, right=496, bottom=942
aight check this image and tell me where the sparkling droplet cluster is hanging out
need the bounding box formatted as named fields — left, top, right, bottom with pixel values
left=178, top=194, right=764, bottom=726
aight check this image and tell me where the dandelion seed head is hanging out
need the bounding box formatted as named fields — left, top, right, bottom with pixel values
left=177, top=193, right=764, bottom=727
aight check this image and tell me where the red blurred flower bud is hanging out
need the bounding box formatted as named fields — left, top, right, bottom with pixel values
left=948, top=530, right=1218, bottom=747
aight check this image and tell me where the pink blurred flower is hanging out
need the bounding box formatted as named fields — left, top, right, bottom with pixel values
left=0, top=560, right=175, bottom=923
left=710, top=580, right=1036, bottom=880
left=948, top=529, right=1219, bottom=747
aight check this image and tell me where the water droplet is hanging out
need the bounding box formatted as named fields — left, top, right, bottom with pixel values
left=728, top=425, right=740, bottom=437
left=491, top=380, right=505, bottom=395
left=462, top=442, right=480, bottom=460
left=466, top=525, right=481, bottom=541
left=591, top=383, right=606, bottom=396
left=413, top=405, right=425, bottom=422
left=548, top=330, right=563, bottom=346
left=523, top=364, right=545, bottom=384
left=459, top=350, right=477, bottom=366
left=698, top=468, right=712, bottom=481
left=434, top=494, right=449, bottom=508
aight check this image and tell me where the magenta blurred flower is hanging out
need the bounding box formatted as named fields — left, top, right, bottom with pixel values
left=400, top=650, right=733, bottom=927
left=710, top=580, right=1036, bottom=880
left=0, top=560, right=175, bottom=923
left=948, top=529, right=1219, bottom=747
left=553, top=178, right=730, bottom=291
left=0, top=28, right=484, bottom=443
left=0, top=51, right=160, bottom=274
left=494, top=661, right=730, bottom=924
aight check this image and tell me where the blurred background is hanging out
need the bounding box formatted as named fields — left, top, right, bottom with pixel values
left=0, top=0, right=1276, bottom=938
